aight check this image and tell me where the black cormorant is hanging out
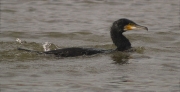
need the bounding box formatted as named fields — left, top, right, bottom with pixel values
left=18, top=18, right=148, bottom=57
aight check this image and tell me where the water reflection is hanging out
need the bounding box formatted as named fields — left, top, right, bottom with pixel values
left=111, top=51, right=130, bottom=65
left=111, top=47, right=145, bottom=64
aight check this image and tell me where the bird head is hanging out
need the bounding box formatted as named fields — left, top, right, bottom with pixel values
left=112, top=18, right=148, bottom=33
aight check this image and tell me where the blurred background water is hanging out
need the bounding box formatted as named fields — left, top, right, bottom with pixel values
left=0, top=0, right=180, bottom=92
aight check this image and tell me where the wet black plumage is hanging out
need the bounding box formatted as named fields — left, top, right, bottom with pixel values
left=18, top=18, right=148, bottom=57
left=44, top=47, right=106, bottom=57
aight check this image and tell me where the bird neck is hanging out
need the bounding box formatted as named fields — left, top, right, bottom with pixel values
left=110, top=30, right=131, bottom=51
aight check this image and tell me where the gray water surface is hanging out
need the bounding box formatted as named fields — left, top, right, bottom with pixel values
left=0, top=0, right=180, bottom=92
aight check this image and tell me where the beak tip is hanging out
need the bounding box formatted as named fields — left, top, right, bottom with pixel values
left=145, top=27, right=148, bottom=31
left=136, top=25, right=148, bottom=31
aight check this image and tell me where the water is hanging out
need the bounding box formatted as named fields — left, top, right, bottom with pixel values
left=0, top=0, right=180, bottom=92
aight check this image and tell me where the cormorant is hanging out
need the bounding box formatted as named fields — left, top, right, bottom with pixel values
left=18, top=18, right=148, bottom=57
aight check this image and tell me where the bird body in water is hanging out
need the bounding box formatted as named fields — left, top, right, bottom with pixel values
left=18, top=18, right=148, bottom=57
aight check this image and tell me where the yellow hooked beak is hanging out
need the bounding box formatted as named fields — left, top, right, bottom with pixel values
left=124, top=23, right=148, bottom=31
